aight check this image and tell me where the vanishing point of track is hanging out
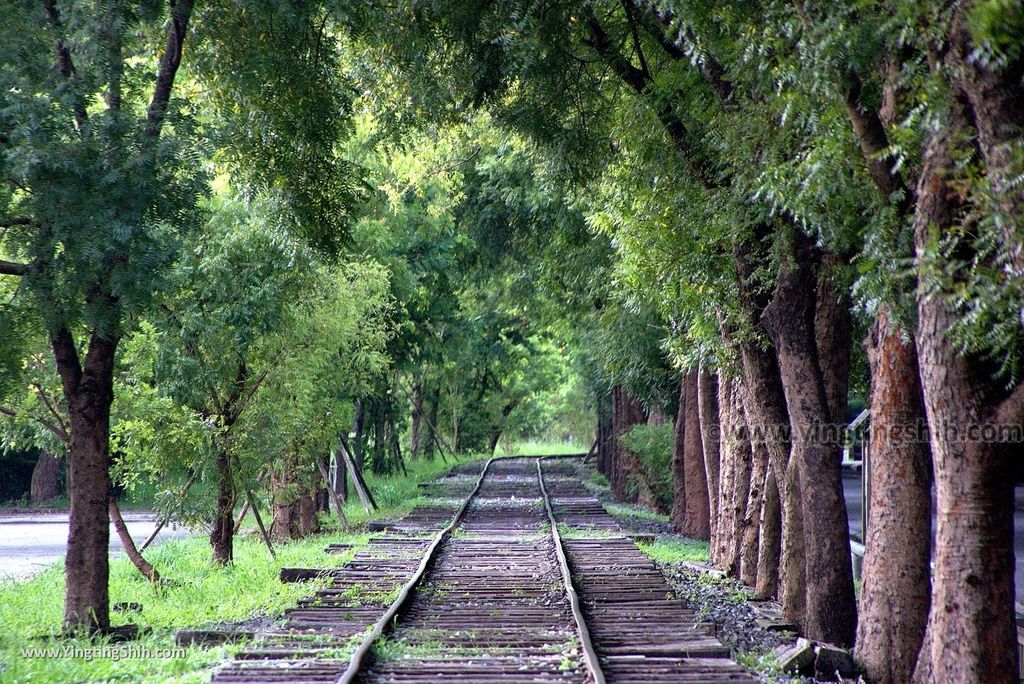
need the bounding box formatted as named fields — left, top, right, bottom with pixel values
left=212, top=457, right=755, bottom=683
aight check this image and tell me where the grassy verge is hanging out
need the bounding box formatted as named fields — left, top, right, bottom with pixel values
left=0, top=532, right=363, bottom=683
left=635, top=537, right=711, bottom=564
left=495, top=441, right=584, bottom=456
left=0, top=453, right=479, bottom=683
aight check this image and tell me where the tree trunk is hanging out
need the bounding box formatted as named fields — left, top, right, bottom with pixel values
left=761, top=232, right=857, bottom=647
left=55, top=331, right=117, bottom=634
left=210, top=448, right=234, bottom=565
left=755, top=466, right=781, bottom=599
left=109, top=498, right=160, bottom=582
left=611, top=386, right=645, bottom=503
left=725, top=382, right=751, bottom=576
left=673, top=372, right=709, bottom=538
left=712, top=378, right=733, bottom=568
left=733, top=232, right=803, bottom=623
left=671, top=380, right=687, bottom=531
left=425, top=387, right=440, bottom=460
left=855, top=304, right=931, bottom=684
left=410, top=379, right=424, bottom=460
left=697, top=371, right=721, bottom=557
left=911, top=94, right=1020, bottom=683
left=596, top=392, right=613, bottom=477
left=270, top=463, right=294, bottom=542
left=739, top=390, right=767, bottom=587
left=352, top=399, right=365, bottom=469
left=297, top=487, right=318, bottom=537
left=31, top=452, right=62, bottom=505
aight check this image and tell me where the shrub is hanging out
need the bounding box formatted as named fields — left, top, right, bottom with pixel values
left=620, top=423, right=674, bottom=512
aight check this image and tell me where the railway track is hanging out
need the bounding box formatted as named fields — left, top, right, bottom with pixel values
left=212, top=457, right=755, bottom=683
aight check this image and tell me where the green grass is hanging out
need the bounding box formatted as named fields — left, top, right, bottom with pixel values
left=494, top=440, right=585, bottom=456
left=0, top=454, right=478, bottom=683
left=604, top=502, right=671, bottom=524
left=635, top=537, right=710, bottom=564
left=0, top=532, right=366, bottom=683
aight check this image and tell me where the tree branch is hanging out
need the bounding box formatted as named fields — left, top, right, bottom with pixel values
left=996, top=381, right=1024, bottom=427
left=843, top=69, right=912, bottom=214
left=582, top=10, right=717, bottom=189
left=632, top=2, right=734, bottom=105
left=143, top=0, right=196, bottom=141
left=0, top=260, right=29, bottom=276
left=0, top=404, right=68, bottom=444
left=42, top=0, right=88, bottom=135
left=31, top=382, right=70, bottom=442
left=50, top=326, right=83, bottom=396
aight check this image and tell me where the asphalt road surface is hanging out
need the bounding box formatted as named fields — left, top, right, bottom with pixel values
left=0, top=512, right=194, bottom=581
left=842, top=468, right=1024, bottom=605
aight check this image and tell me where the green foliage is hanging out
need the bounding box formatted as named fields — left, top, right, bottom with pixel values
left=620, top=423, right=676, bottom=512
left=0, top=532, right=366, bottom=683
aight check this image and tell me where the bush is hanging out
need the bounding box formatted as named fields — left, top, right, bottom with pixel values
left=620, top=422, right=674, bottom=512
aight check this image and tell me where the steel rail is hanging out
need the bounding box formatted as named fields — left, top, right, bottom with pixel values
left=336, top=456, right=497, bottom=684
left=537, top=457, right=607, bottom=684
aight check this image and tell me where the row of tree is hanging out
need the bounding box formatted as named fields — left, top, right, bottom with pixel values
left=0, top=0, right=591, bottom=639
left=349, top=1, right=1024, bottom=682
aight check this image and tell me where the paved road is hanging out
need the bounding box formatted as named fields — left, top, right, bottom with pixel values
left=842, top=469, right=1024, bottom=605
left=0, top=512, right=194, bottom=581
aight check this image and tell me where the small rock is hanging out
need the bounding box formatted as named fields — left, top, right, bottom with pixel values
left=113, top=602, right=142, bottom=613
left=814, top=643, right=858, bottom=681
left=776, top=637, right=815, bottom=675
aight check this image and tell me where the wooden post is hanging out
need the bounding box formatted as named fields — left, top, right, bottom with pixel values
left=315, top=454, right=350, bottom=530
left=338, top=437, right=378, bottom=513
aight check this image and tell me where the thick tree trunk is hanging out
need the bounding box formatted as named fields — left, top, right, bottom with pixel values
left=410, top=380, right=424, bottom=460
left=697, top=371, right=721, bottom=555
left=712, top=378, right=734, bottom=568
left=911, top=96, right=1020, bottom=683
left=352, top=399, right=365, bottom=469
left=725, top=383, right=751, bottom=576
left=55, top=332, right=117, bottom=634
left=596, top=392, right=613, bottom=477
left=270, top=464, right=294, bottom=542
left=733, top=233, right=802, bottom=622
left=31, top=452, right=62, bottom=505
left=780, top=455, right=806, bottom=624
left=739, top=391, right=767, bottom=587
left=425, top=387, right=440, bottom=461
left=210, top=448, right=234, bottom=565
left=611, top=386, right=646, bottom=503
left=673, top=373, right=709, bottom=539
left=755, top=466, right=781, bottom=599
left=855, top=305, right=931, bottom=684
left=297, top=488, right=319, bottom=537
left=761, top=233, right=857, bottom=647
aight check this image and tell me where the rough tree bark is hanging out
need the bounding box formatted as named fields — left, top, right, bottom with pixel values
left=672, top=372, right=710, bottom=538
left=755, top=466, right=781, bottom=599
left=596, top=392, right=613, bottom=477
left=724, top=382, right=752, bottom=576
left=712, top=378, right=733, bottom=568
left=109, top=498, right=160, bottom=582
left=761, top=232, right=857, bottom=647
left=210, top=447, right=235, bottom=565
left=739, top=390, right=768, bottom=587
left=911, top=90, right=1021, bottom=683
left=31, top=452, right=62, bottom=504
left=733, top=233, right=803, bottom=621
left=410, top=379, right=424, bottom=460
left=697, top=370, right=721, bottom=552
left=54, top=330, right=117, bottom=633
left=611, top=386, right=646, bottom=503
left=855, top=305, right=931, bottom=684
